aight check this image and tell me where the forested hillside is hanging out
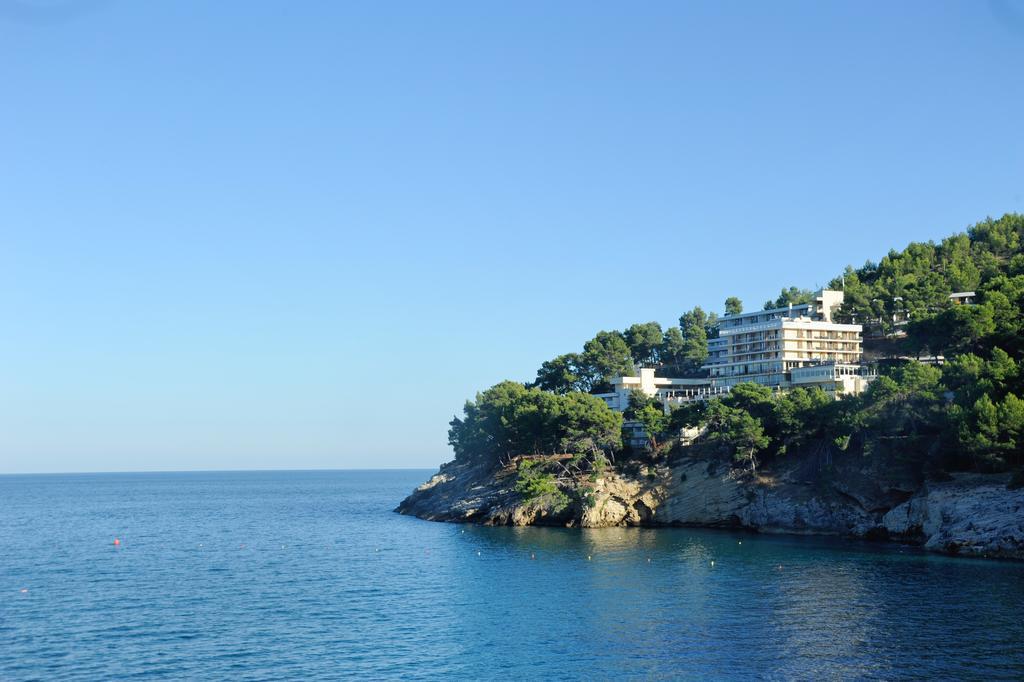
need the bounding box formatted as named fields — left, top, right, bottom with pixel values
left=448, top=214, right=1024, bottom=491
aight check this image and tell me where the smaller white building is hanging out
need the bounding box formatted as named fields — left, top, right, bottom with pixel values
left=949, top=291, right=976, bottom=305
left=790, top=362, right=876, bottom=396
left=594, top=368, right=718, bottom=412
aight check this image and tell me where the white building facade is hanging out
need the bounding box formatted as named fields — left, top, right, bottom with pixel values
left=593, top=367, right=719, bottom=412
left=702, top=290, right=872, bottom=395
left=595, top=291, right=874, bottom=425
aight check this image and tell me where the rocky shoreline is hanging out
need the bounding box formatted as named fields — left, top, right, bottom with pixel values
left=396, top=452, right=1024, bottom=560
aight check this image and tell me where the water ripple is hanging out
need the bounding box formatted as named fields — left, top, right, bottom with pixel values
left=2, top=470, right=1023, bottom=680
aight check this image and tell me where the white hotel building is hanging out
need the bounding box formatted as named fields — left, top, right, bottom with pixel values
left=597, top=290, right=874, bottom=415
left=703, top=289, right=872, bottom=393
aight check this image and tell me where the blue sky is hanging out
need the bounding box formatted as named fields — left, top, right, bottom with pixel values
left=1, top=1, right=1022, bottom=473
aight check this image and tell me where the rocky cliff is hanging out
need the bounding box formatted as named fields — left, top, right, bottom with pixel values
left=882, top=474, right=1024, bottom=559
left=396, top=452, right=1024, bottom=560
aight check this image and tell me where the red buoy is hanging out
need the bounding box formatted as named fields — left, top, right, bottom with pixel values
left=113, top=538, right=120, bottom=546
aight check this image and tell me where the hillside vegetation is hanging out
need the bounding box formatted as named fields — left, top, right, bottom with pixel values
left=448, top=214, right=1024, bottom=498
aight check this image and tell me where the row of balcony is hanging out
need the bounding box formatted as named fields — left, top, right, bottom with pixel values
left=726, top=341, right=861, bottom=352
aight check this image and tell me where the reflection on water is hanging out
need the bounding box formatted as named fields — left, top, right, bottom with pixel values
left=2, top=471, right=1023, bottom=680
left=448, top=522, right=1024, bottom=679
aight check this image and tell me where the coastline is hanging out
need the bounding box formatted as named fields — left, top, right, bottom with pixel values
left=397, top=452, right=1024, bottom=561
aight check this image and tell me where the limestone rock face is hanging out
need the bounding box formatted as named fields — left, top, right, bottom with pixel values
left=394, top=460, right=519, bottom=524
left=655, top=458, right=877, bottom=535
left=739, top=484, right=877, bottom=536
left=396, top=455, right=1024, bottom=560
left=882, top=474, right=1024, bottom=559
left=580, top=470, right=665, bottom=527
left=659, top=460, right=748, bottom=526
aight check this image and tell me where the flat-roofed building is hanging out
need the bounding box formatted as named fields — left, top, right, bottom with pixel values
left=594, top=368, right=724, bottom=447
left=703, top=290, right=869, bottom=392
left=706, top=335, right=729, bottom=369
left=594, top=367, right=716, bottom=412
left=790, top=361, right=876, bottom=396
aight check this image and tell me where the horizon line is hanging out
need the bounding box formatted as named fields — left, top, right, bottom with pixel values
left=0, top=466, right=440, bottom=476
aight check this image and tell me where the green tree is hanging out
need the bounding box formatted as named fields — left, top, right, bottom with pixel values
left=623, top=389, right=657, bottom=417
left=724, top=296, right=743, bottom=315
left=557, top=391, right=624, bottom=455
left=635, top=404, right=669, bottom=453
left=967, top=394, right=1003, bottom=469
left=942, top=353, right=988, bottom=406
left=678, top=306, right=711, bottom=374
left=997, top=394, right=1024, bottom=467
left=937, top=233, right=981, bottom=292
left=724, top=382, right=775, bottom=422
left=534, top=353, right=584, bottom=394
left=704, top=401, right=769, bottom=474
left=705, top=311, right=720, bottom=339
left=969, top=213, right=1024, bottom=259
left=514, top=460, right=570, bottom=511
left=510, top=212, right=1024, bottom=481
left=730, top=411, right=770, bottom=474
left=764, top=287, right=814, bottom=310
left=851, top=362, right=950, bottom=468
left=1009, top=254, right=1024, bottom=277
left=624, top=390, right=670, bottom=454
left=890, top=361, right=944, bottom=396
left=961, top=392, right=1024, bottom=470
left=905, top=303, right=996, bottom=358
left=624, top=322, right=664, bottom=368
left=660, top=326, right=687, bottom=373
left=448, top=381, right=624, bottom=468
left=772, top=387, right=834, bottom=454
left=980, top=275, right=1024, bottom=357
left=942, top=348, right=1018, bottom=407
left=667, top=399, right=708, bottom=432
left=581, top=331, right=635, bottom=392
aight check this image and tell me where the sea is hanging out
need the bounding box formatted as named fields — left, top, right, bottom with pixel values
left=1, top=469, right=1022, bottom=680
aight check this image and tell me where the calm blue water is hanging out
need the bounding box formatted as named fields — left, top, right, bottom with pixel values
left=1, top=470, right=1023, bottom=680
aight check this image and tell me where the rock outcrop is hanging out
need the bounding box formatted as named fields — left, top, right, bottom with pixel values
left=396, top=453, right=1024, bottom=560
left=882, top=473, right=1024, bottom=559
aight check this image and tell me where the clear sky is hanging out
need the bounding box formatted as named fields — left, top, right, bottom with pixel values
left=1, top=1, right=1022, bottom=473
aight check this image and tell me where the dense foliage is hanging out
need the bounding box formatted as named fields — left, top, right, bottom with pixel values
left=829, top=214, right=1024, bottom=356
left=667, top=354, right=1023, bottom=477
left=533, top=310, right=719, bottom=395
left=448, top=382, right=623, bottom=468
left=762, top=287, right=815, bottom=311
left=514, top=460, right=571, bottom=511
left=666, top=213, right=1024, bottom=476
left=454, top=213, right=1024, bottom=487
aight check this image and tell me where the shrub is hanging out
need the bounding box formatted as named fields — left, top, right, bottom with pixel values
left=514, top=460, right=570, bottom=511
